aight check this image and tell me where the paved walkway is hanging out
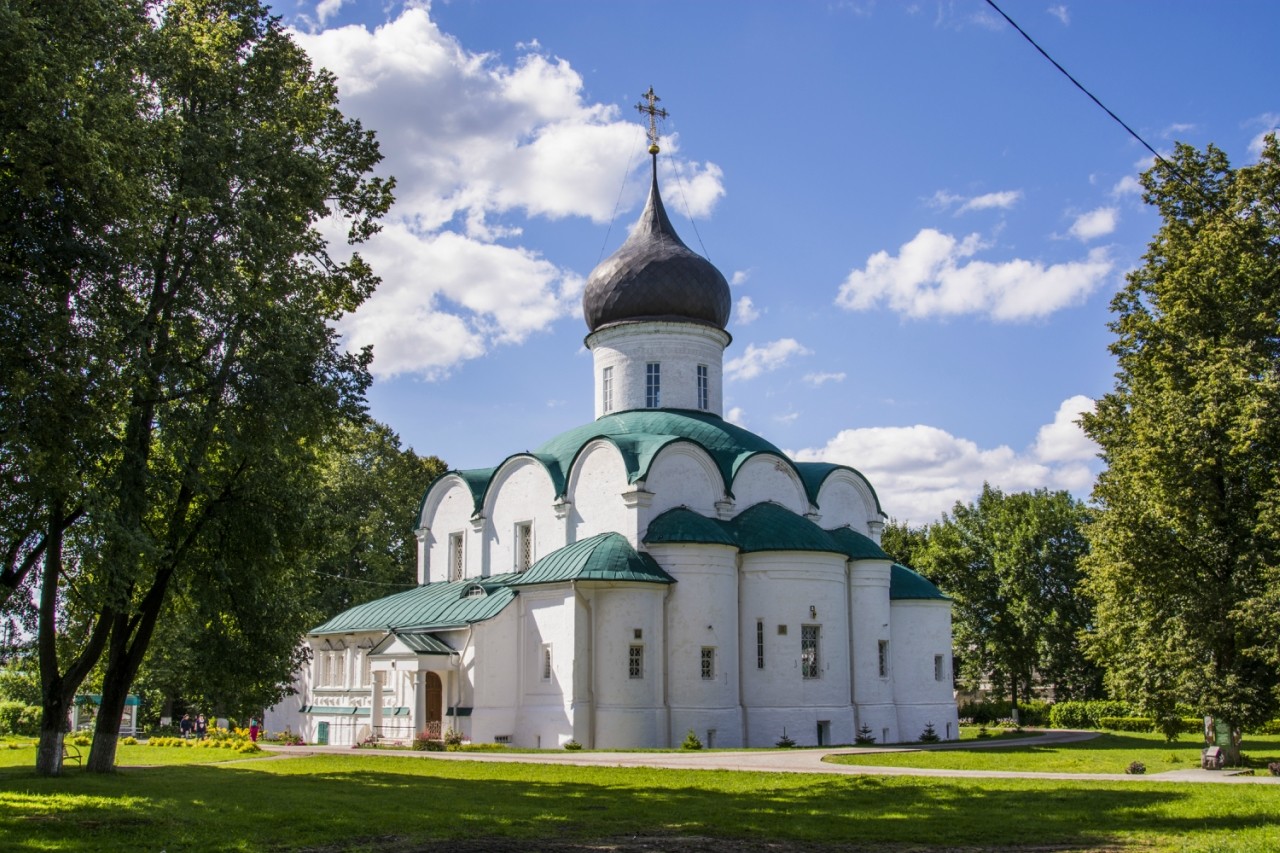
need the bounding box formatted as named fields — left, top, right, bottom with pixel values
left=261, top=729, right=1280, bottom=785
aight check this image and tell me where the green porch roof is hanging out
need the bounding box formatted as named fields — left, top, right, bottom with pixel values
left=644, top=507, right=738, bottom=546
left=726, top=502, right=846, bottom=555
left=825, top=526, right=891, bottom=561
left=371, top=631, right=455, bottom=655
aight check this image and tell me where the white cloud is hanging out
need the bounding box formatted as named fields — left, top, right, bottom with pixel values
left=725, top=407, right=747, bottom=427
left=1111, top=175, right=1142, bottom=197
left=733, top=296, right=760, bottom=325
left=1162, top=122, right=1196, bottom=139
left=1067, top=207, right=1118, bottom=241
left=1047, top=5, right=1070, bottom=25
left=315, top=0, right=347, bottom=25
left=959, top=190, right=1023, bottom=213
left=803, top=372, right=846, bottom=387
left=291, top=7, right=726, bottom=379
left=775, top=411, right=800, bottom=425
left=790, top=396, right=1100, bottom=524
left=724, top=339, right=812, bottom=381
left=1247, top=115, right=1279, bottom=158
left=928, top=189, right=1022, bottom=214
left=835, top=228, right=1113, bottom=321
left=730, top=270, right=751, bottom=286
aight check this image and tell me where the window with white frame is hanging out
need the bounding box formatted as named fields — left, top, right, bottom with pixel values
left=541, top=644, right=553, bottom=682
left=756, top=619, right=765, bottom=669
left=801, top=625, right=820, bottom=679
left=515, top=521, right=533, bottom=572
left=449, top=532, right=464, bottom=581
left=701, top=646, right=716, bottom=680
left=696, top=364, right=709, bottom=410
left=878, top=640, right=890, bottom=678
left=602, top=366, right=613, bottom=413
left=320, top=648, right=345, bottom=688
left=629, top=644, right=644, bottom=679
left=360, top=649, right=372, bottom=687
left=645, top=362, right=661, bottom=408
left=934, top=654, right=945, bottom=682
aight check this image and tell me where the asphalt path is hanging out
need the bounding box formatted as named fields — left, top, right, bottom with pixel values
left=261, top=729, right=1280, bottom=784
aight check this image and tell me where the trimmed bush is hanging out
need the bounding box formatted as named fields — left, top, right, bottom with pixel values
left=1099, top=716, right=1155, bottom=732
left=1049, top=700, right=1134, bottom=729
left=681, top=729, right=703, bottom=750
left=957, top=699, right=1049, bottom=726
left=562, top=739, right=582, bottom=750
left=1126, top=761, right=1146, bottom=775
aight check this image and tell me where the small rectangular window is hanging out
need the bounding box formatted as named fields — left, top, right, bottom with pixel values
left=756, top=619, right=765, bottom=669
left=645, top=362, right=661, bottom=408
left=449, top=532, right=464, bottom=582
left=777, top=624, right=788, bottom=636
left=542, top=644, right=553, bottom=682
left=801, top=625, right=820, bottom=679
left=629, top=644, right=644, bottom=679
left=934, top=654, right=944, bottom=682
left=602, top=366, right=614, bottom=413
left=701, top=647, right=716, bottom=680
left=515, top=521, right=533, bottom=572
left=878, top=640, right=890, bottom=678
left=696, top=364, right=709, bottom=410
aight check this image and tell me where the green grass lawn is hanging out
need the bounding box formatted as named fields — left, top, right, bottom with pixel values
left=824, top=729, right=1280, bottom=775
left=1, top=746, right=1278, bottom=852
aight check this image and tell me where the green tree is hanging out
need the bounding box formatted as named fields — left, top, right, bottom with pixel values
left=4, top=0, right=393, bottom=775
left=880, top=519, right=928, bottom=570
left=918, top=485, right=1097, bottom=709
left=134, top=419, right=444, bottom=720
left=1081, top=136, right=1280, bottom=760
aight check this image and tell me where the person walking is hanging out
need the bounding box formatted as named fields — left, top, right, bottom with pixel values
left=195, top=713, right=208, bottom=740
left=180, top=714, right=192, bottom=739
left=249, top=718, right=260, bottom=742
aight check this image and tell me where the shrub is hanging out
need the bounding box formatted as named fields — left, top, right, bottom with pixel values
left=0, top=702, right=40, bottom=737
left=1099, top=716, right=1156, bottom=733
left=775, top=732, right=796, bottom=748
left=1049, top=700, right=1134, bottom=730
left=975, top=725, right=991, bottom=739
left=70, top=733, right=91, bottom=747
left=919, top=723, right=940, bottom=743
left=149, top=723, right=180, bottom=738
left=442, top=728, right=464, bottom=751
left=562, top=739, right=582, bottom=750
left=681, top=729, right=703, bottom=750
left=1252, top=720, right=1280, bottom=735
left=412, top=732, right=443, bottom=751
left=459, top=743, right=507, bottom=752
left=121, top=736, right=138, bottom=746
left=1126, top=761, right=1146, bottom=775
left=958, top=700, right=1049, bottom=727
left=854, top=723, right=876, bottom=745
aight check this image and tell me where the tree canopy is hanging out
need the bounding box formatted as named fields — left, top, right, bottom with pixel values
left=1081, top=135, right=1280, bottom=752
left=2, top=0, right=394, bottom=774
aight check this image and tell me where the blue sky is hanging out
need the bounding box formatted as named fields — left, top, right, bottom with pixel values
left=274, top=0, right=1277, bottom=524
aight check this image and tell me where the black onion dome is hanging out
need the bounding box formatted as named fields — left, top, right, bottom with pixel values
left=583, top=161, right=731, bottom=333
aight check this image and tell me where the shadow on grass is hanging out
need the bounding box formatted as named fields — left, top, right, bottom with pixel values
left=1, top=756, right=1276, bottom=852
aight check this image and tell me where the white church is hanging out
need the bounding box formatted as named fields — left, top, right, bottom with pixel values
left=270, top=115, right=959, bottom=750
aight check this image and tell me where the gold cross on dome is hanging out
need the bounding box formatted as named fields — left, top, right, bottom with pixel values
left=635, top=86, right=669, bottom=153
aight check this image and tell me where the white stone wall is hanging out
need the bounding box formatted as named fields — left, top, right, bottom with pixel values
left=589, top=584, right=669, bottom=748
left=640, top=444, right=724, bottom=526
left=419, top=475, right=476, bottom=584
left=566, top=440, right=634, bottom=545
left=511, top=587, right=577, bottom=749
left=587, top=322, right=730, bottom=417
left=849, top=559, right=898, bottom=744
left=730, top=459, right=810, bottom=516
left=739, top=551, right=854, bottom=746
left=813, top=470, right=879, bottom=533
left=485, top=457, right=561, bottom=576
left=652, top=543, right=743, bottom=748
left=891, top=599, right=961, bottom=742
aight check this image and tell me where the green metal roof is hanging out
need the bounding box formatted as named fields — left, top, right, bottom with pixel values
left=310, top=575, right=520, bottom=635
left=517, top=532, right=675, bottom=586
left=826, top=526, right=891, bottom=561
left=794, top=461, right=884, bottom=517
left=890, top=563, right=949, bottom=601
left=312, top=534, right=672, bottom=635
left=725, top=502, right=845, bottom=555
left=644, top=507, right=738, bottom=546
left=421, top=411, right=887, bottom=519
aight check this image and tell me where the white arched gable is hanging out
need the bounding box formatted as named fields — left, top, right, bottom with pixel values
left=420, top=475, right=476, bottom=584
left=814, top=469, right=880, bottom=534
left=485, top=457, right=562, bottom=575
left=731, top=454, right=808, bottom=516
left=643, top=442, right=724, bottom=519
left=565, top=439, right=633, bottom=545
